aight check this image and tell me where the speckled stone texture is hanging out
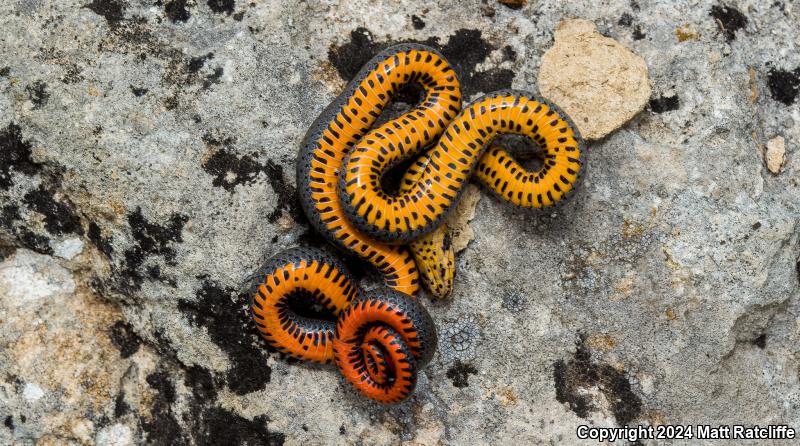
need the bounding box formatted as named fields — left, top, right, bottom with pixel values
left=0, top=1, right=798, bottom=445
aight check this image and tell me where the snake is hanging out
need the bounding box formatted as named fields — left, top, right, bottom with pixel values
left=339, top=89, right=584, bottom=243
left=251, top=246, right=436, bottom=403
left=251, top=43, right=584, bottom=402
left=297, top=43, right=462, bottom=298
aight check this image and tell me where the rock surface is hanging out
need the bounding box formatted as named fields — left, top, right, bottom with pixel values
left=538, top=18, right=651, bottom=140
left=1, top=1, right=798, bottom=445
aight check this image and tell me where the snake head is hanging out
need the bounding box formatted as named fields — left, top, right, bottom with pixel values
left=409, top=225, right=455, bottom=299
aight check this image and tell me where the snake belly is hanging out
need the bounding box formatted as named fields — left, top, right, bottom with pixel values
left=339, top=90, right=585, bottom=244
left=251, top=246, right=437, bottom=402
left=296, top=43, right=461, bottom=296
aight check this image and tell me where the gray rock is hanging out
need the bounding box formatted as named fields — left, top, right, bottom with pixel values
left=0, top=0, right=798, bottom=444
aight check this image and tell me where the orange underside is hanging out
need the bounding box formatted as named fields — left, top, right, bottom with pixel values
left=342, top=95, right=582, bottom=237
left=252, top=259, right=356, bottom=363
left=306, top=49, right=461, bottom=295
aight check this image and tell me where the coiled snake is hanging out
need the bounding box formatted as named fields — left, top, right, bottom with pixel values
left=251, top=43, right=584, bottom=402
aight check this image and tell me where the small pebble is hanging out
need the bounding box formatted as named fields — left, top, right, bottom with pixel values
left=765, top=136, right=786, bottom=174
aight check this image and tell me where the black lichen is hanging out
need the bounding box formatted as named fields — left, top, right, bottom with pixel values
left=710, top=4, right=748, bottom=41
left=0, top=245, right=15, bottom=261
left=201, top=134, right=302, bottom=223
left=177, top=279, right=272, bottom=395
left=0, top=204, right=20, bottom=232
left=618, top=13, right=633, bottom=27
left=188, top=53, right=214, bottom=74
left=502, top=45, right=517, bottom=62
left=3, top=416, right=12, bottom=430
left=147, top=372, right=177, bottom=403
left=446, top=361, right=478, bottom=388
left=130, top=85, right=149, bottom=97
left=88, top=221, right=114, bottom=257
left=766, top=67, right=800, bottom=105
left=197, top=408, right=285, bottom=446
left=83, top=0, right=126, bottom=27
left=207, top=0, right=235, bottom=15
left=185, top=365, right=218, bottom=401
left=114, top=391, right=130, bottom=418
left=119, top=207, right=188, bottom=292
left=165, top=0, right=191, bottom=23
left=108, top=320, right=142, bottom=358
left=0, top=123, right=43, bottom=190
left=201, top=149, right=263, bottom=191
left=2, top=204, right=53, bottom=255
left=796, top=258, right=800, bottom=286
left=632, top=25, right=646, bottom=40
left=26, top=81, right=49, bottom=109
left=142, top=371, right=186, bottom=445
left=23, top=184, right=84, bottom=236
left=411, top=15, right=425, bottom=30
left=553, top=335, right=642, bottom=425
left=264, top=160, right=302, bottom=223
left=328, top=27, right=514, bottom=98
left=752, top=333, right=766, bottom=349
left=202, top=67, right=224, bottom=89
left=133, top=328, right=283, bottom=444
left=649, top=94, right=680, bottom=113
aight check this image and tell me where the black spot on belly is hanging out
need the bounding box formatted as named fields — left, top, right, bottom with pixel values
left=553, top=334, right=642, bottom=425
left=710, top=3, right=748, bottom=41
left=649, top=94, right=679, bottom=113
left=327, top=28, right=515, bottom=98
left=766, top=67, right=800, bottom=105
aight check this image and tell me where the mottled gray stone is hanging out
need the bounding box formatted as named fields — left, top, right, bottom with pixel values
left=0, top=0, right=798, bottom=444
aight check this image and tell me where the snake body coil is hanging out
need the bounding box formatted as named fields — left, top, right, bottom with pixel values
left=253, top=43, right=584, bottom=403
left=252, top=247, right=436, bottom=403
left=340, top=90, right=584, bottom=243
left=297, top=43, right=461, bottom=296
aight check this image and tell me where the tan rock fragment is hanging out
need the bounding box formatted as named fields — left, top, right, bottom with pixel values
left=765, top=136, right=786, bottom=174
left=538, top=19, right=651, bottom=140
left=497, top=0, right=527, bottom=8
left=445, top=183, right=481, bottom=253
